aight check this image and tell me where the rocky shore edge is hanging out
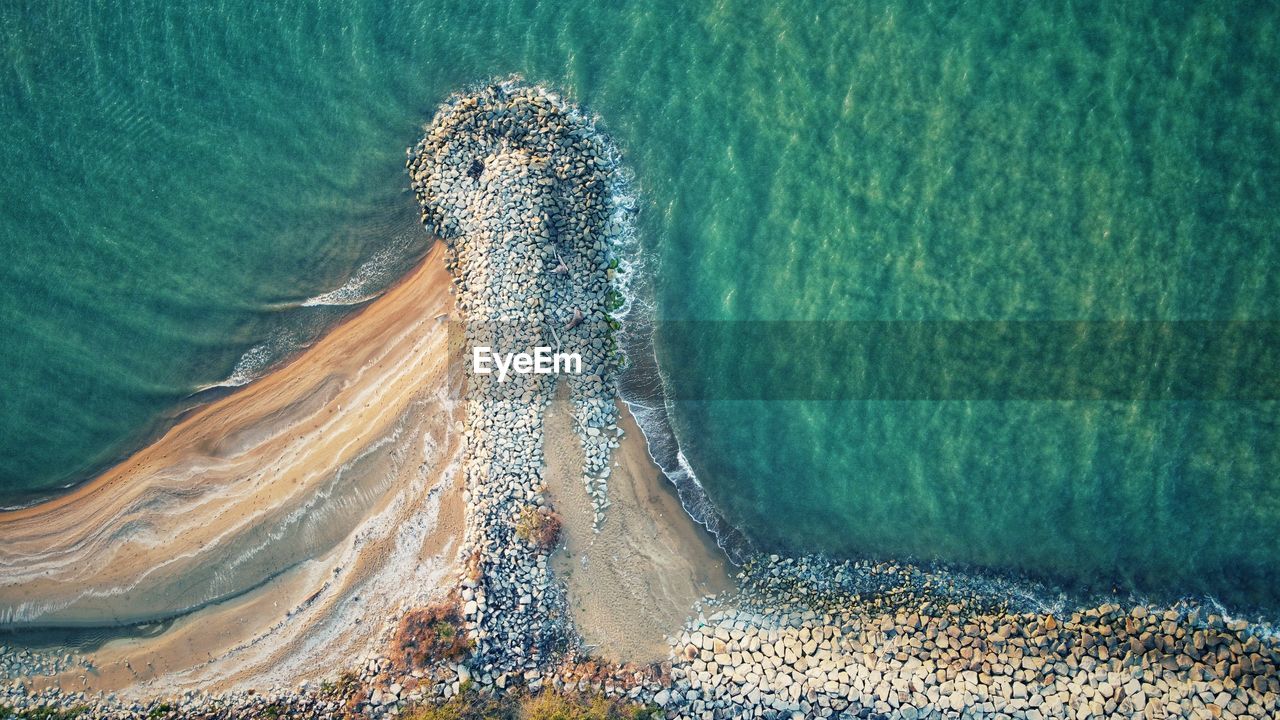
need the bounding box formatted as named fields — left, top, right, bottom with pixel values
left=7, top=554, right=1279, bottom=719
left=5, top=81, right=1280, bottom=720
left=667, top=556, right=1280, bottom=719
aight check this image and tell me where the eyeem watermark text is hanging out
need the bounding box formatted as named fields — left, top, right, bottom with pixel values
left=472, top=346, right=582, bottom=383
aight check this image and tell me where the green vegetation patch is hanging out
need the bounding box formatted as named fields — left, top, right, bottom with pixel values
left=514, top=507, right=563, bottom=550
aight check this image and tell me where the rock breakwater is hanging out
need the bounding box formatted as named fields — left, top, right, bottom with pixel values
left=666, top=556, right=1280, bottom=719
left=406, top=79, right=629, bottom=684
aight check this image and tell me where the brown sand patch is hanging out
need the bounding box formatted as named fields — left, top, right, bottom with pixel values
left=0, top=244, right=466, bottom=695
left=544, top=388, right=734, bottom=663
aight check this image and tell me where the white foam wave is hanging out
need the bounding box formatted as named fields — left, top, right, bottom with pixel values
left=300, top=233, right=416, bottom=307
left=197, top=329, right=300, bottom=392
left=586, top=98, right=751, bottom=564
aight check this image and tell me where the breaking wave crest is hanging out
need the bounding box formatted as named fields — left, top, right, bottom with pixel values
left=300, top=232, right=419, bottom=307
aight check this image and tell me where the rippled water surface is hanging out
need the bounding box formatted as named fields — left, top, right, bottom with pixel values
left=2, top=1, right=1278, bottom=607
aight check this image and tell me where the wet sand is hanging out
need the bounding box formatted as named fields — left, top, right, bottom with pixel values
left=545, top=390, right=734, bottom=663
left=0, top=244, right=466, bottom=694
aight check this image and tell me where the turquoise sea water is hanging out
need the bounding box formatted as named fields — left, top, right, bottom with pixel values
left=2, top=2, right=1278, bottom=607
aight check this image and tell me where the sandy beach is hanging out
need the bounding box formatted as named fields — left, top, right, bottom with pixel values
left=0, top=243, right=466, bottom=693
left=0, top=242, right=727, bottom=697
left=545, top=391, right=733, bottom=664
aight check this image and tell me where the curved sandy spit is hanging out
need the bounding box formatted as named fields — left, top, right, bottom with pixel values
left=0, top=242, right=731, bottom=697
left=0, top=244, right=466, bottom=693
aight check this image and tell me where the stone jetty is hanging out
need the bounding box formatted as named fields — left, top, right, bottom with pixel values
left=406, top=79, right=627, bottom=684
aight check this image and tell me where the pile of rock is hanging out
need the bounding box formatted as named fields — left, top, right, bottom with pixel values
left=342, top=646, right=670, bottom=717
left=2, top=682, right=351, bottom=720
left=405, top=79, right=628, bottom=683
left=0, top=646, right=86, bottom=684
left=665, top=556, right=1280, bottom=719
